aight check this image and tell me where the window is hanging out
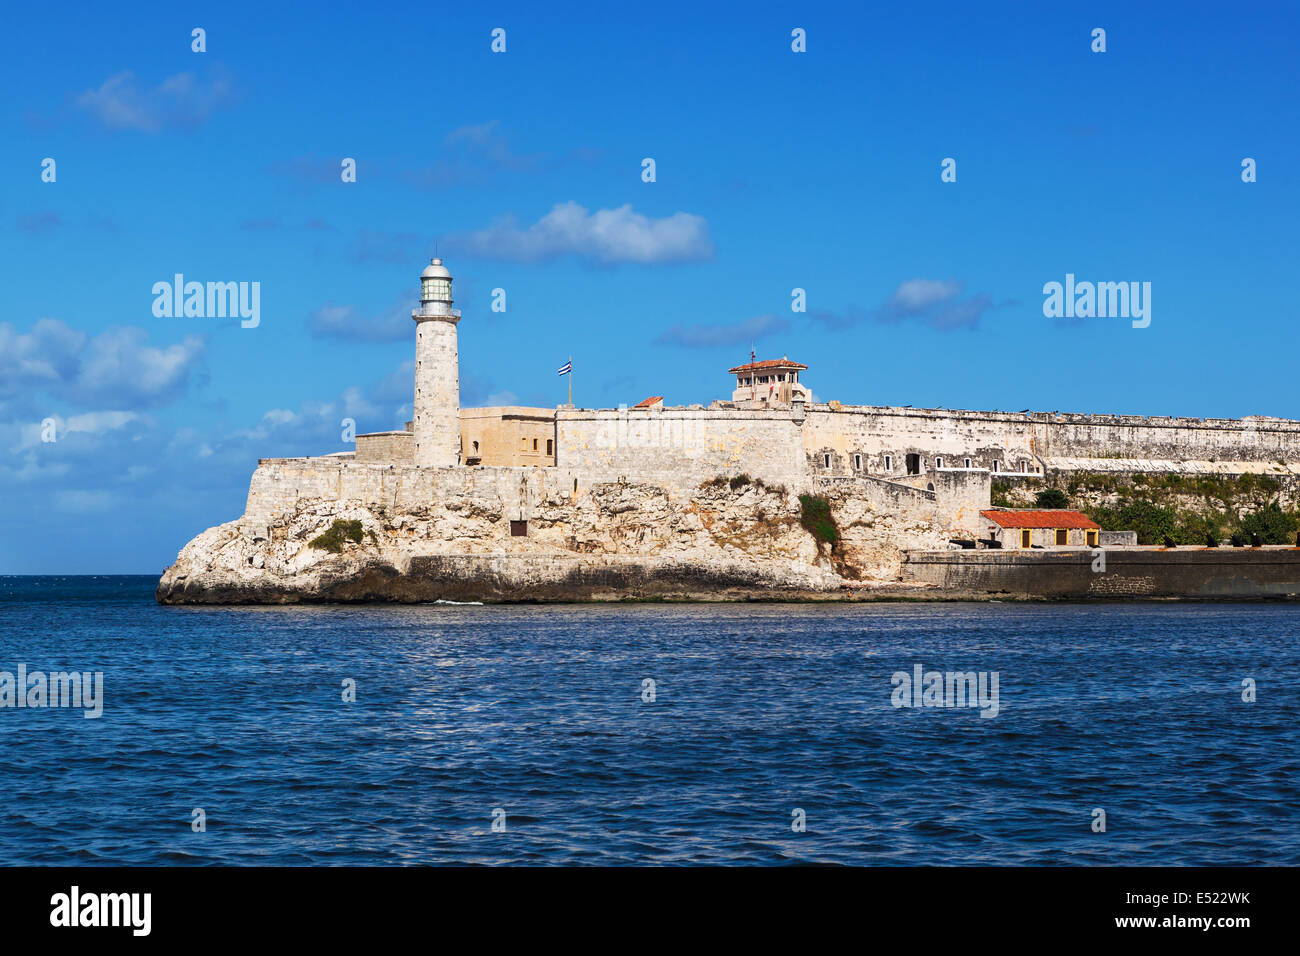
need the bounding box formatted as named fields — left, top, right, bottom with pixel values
left=1020, top=461, right=1028, bottom=473
left=935, top=457, right=944, bottom=469
left=472, top=441, right=479, bottom=452
left=1020, top=529, right=1032, bottom=548
left=1055, top=529, right=1067, bottom=546
left=510, top=520, right=527, bottom=537
left=906, top=453, right=921, bottom=475
left=1086, top=530, right=1098, bottom=547
left=823, top=454, right=831, bottom=468
left=964, top=458, right=972, bottom=468
left=992, top=459, right=1000, bottom=472
left=533, top=438, right=538, bottom=451
left=884, top=455, right=893, bottom=471
left=854, top=454, right=862, bottom=470
left=546, top=439, right=553, bottom=455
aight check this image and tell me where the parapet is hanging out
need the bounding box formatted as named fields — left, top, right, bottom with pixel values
left=355, top=430, right=414, bottom=463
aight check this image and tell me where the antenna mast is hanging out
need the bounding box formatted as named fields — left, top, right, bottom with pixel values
left=750, top=342, right=757, bottom=403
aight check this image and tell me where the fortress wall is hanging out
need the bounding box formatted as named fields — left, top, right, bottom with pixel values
left=802, top=406, right=1300, bottom=473
left=555, top=407, right=807, bottom=484
left=812, top=474, right=935, bottom=514
left=802, top=407, right=1038, bottom=475
left=354, top=431, right=413, bottom=463
left=239, top=448, right=812, bottom=540
left=1033, top=415, right=1300, bottom=461
left=809, top=470, right=986, bottom=536
left=932, top=469, right=993, bottom=535
left=242, top=458, right=595, bottom=534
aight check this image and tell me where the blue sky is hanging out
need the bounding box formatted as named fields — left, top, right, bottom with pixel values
left=2, top=1, right=1298, bottom=573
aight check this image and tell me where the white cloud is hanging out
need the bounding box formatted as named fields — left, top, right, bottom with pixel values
left=811, top=279, right=1013, bottom=331
left=76, top=69, right=233, bottom=132
left=655, top=313, right=789, bottom=349
left=449, top=202, right=714, bottom=265
left=0, top=319, right=204, bottom=409
left=78, top=327, right=205, bottom=398
left=888, top=279, right=964, bottom=314
left=309, top=301, right=412, bottom=342
left=54, top=490, right=113, bottom=514
left=13, top=411, right=141, bottom=451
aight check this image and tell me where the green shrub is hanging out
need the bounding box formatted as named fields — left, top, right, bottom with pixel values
left=990, top=481, right=1016, bottom=508
left=798, top=495, right=838, bottom=545
left=1173, top=511, right=1225, bottom=546
left=309, top=519, right=365, bottom=553
left=1086, top=500, right=1176, bottom=545
left=1034, top=488, right=1069, bottom=509
left=700, top=474, right=762, bottom=491
left=1236, top=502, right=1298, bottom=545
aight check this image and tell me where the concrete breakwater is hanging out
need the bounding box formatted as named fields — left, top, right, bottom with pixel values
left=901, top=548, right=1300, bottom=600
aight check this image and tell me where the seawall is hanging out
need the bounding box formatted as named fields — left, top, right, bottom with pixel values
left=901, top=548, right=1300, bottom=600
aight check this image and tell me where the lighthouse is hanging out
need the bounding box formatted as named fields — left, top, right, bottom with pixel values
left=412, top=257, right=462, bottom=467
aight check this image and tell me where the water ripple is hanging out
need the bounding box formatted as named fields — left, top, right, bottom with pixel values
left=1, top=577, right=1297, bottom=864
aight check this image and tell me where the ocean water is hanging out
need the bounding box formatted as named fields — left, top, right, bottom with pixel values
left=1, top=575, right=1296, bottom=866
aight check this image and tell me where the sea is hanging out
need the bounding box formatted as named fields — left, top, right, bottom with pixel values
left=1, top=575, right=1296, bottom=866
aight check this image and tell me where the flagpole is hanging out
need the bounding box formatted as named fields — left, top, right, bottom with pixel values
left=568, top=355, right=572, bottom=407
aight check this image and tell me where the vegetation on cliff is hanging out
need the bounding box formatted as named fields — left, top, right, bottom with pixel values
left=699, top=473, right=783, bottom=493
left=798, top=494, right=839, bottom=545
left=309, top=519, right=366, bottom=553
left=1034, top=488, right=1070, bottom=509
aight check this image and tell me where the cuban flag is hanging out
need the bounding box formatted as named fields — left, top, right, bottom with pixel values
left=557, top=360, right=572, bottom=375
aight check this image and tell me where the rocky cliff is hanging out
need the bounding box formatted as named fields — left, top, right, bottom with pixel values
left=157, top=472, right=954, bottom=604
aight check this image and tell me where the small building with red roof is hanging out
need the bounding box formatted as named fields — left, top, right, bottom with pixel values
left=632, top=396, right=664, bottom=409
left=981, top=509, right=1101, bottom=549
left=728, top=357, right=810, bottom=407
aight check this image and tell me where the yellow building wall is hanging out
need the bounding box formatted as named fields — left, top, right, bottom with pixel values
left=461, top=407, right=556, bottom=467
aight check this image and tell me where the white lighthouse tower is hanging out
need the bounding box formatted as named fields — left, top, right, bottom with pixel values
left=412, top=257, right=462, bottom=467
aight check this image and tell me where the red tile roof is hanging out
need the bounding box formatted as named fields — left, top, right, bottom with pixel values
left=982, top=509, right=1100, bottom=530
left=632, top=396, right=663, bottom=408
left=728, top=359, right=808, bottom=374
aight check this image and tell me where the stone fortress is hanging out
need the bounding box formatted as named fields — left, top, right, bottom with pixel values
left=157, top=258, right=1300, bottom=603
